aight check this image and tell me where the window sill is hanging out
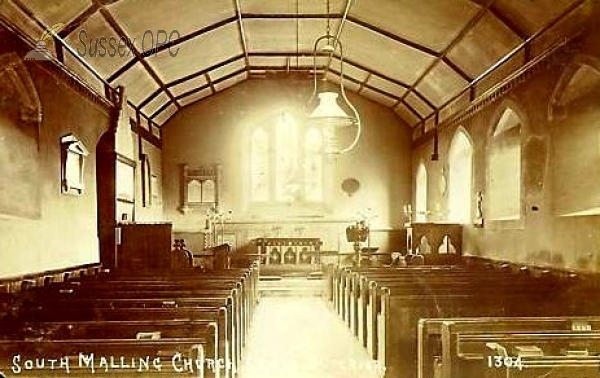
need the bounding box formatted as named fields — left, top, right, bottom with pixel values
left=485, top=216, right=524, bottom=230
left=558, top=207, right=600, bottom=217
left=247, top=201, right=329, bottom=219
left=488, top=215, right=520, bottom=221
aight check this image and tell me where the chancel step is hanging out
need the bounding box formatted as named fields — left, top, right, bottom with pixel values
left=258, top=276, right=326, bottom=297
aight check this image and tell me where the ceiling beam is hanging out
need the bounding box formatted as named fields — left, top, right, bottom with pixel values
left=107, top=12, right=454, bottom=85
left=137, top=87, right=163, bottom=111
left=139, top=16, right=237, bottom=59
left=137, top=54, right=245, bottom=113
left=149, top=98, right=176, bottom=119
left=139, top=50, right=436, bottom=123
left=57, top=0, right=124, bottom=38
left=171, top=63, right=423, bottom=123
left=338, top=56, right=437, bottom=110
left=152, top=61, right=426, bottom=126
left=168, top=54, right=245, bottom=88
left=58, top=4, right=101, bottom=38
left=327, top=69, right=422, bottom=119
left=233, top=0, right=250, bottom=71
left=94, top=1, right=181, bottom=110
left=242, top=13, right=342, bottom=19
left=442, top=57, right=473, bottom=82
left=396, top=102, right=427, bottom=124
left=29, top=2, right=491, bottom=115
left=488, top=5, right=529, bottom=40
left=358, top=73, right=371, bottom=93
left=176, top=68, right=246, bottom=102
left=247, top=51, right=436, bottom=109
left=415, top=0, right=589, bottom=134
left=204, top=73, right=216, bottom=94
left=107, top=57, right=137, bottom=83
left=107, top=15, right=239, bottom=83
left=396, top=0, right=498, bottom=111
left=346, top=15, right=440, bottom=58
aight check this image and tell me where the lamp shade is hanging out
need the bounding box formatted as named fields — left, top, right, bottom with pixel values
left=309, top=92, right=355, bottom=127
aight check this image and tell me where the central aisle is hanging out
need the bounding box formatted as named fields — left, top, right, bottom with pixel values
left=238, top=296, right=385, bottom=378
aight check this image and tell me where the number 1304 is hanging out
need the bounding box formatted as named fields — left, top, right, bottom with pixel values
left=487, top=356, right=523, bottom=370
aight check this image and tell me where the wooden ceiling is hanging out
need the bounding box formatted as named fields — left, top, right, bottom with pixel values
left=0, top=0, right=595, bottom=130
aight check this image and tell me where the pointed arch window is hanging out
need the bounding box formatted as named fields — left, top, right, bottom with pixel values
left=249, top=112, right=325, bottom=205
left=415, top=163, right=428, bottom=223
left=448, top=129, right=473, bottom=224
left=275, top=113, right=300, bottom=202
left=304, top=128, right=324, bottom=202
left=488, top=108, right=522, bottom=220
left=250, top=127, right=269, bottom=202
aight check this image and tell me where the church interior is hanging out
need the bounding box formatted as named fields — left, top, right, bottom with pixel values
left=0, top=0, right=600, bottom=377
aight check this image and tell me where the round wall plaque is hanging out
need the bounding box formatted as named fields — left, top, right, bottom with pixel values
left=341, top=178, right=360, bottom=196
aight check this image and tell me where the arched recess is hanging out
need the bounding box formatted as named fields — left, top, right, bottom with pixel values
left=549, top=54, right=600, bottom=121
left=487, top=102, right=526, bottom=221
left=448, top=127, right=473, bottom=224
left=549, top=55, right=600, bottom=215
left=0, top=53, right=42, bottom=123
left=415, top=162, right=428, bottom=223
left=0, top=52, right=43, bottom=219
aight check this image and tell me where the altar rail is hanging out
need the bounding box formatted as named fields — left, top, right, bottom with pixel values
left=253, top=238, right=323, bottom=265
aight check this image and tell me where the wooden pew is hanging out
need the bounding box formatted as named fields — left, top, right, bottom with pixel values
left=445, top=331, right=600, bottom=378
left=22, top=300, right=237, bottom=372
left=27, top=288, right=242, bottom=375
left=60, top=268, right=257, bottom=341
left=11, top=270, right=255, bottom=378
left=0, top=338, right=209, bottom=377
left=42, top=277, right=248, bottom=344
left=337, top=265, right=597, bottom=378
left=7, top=319, right=224, bottom=377
left=0, top=264, right=256, bottom=378
left=418, top=317, right=600, bottom=378
left=374, top=288, right=588, bottom=377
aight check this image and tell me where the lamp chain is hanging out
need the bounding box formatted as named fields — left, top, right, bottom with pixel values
left=326, top=0, right=331, bottom=36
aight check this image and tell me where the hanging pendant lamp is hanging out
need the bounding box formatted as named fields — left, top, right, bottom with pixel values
left=307, top=1, right=361, bottom=155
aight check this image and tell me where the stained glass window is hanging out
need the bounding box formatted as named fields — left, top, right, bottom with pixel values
left=249, top=112, right=325, bottom=204
left=250, top=127, right=269, bottom=202
left=304, top=128, right=323, bottom=202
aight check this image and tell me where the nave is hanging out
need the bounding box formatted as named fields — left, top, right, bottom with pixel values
left=238, top=296, right=383, bottom=378
left=1, top=1, right=600, bottom=378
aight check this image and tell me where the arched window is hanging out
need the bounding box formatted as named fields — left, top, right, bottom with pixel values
left=275, top=112, right=300, bottom=202
left=488, top=108, right=522, bottom=220
left=304, top=128, right=324, bottom=202
left=415, top=163, right=427, bottom=222
left=250, top=127, right=269, bottom=202
left=448, top=128, right=473, bottom=224
left=249, top=112, right=325, bottom=205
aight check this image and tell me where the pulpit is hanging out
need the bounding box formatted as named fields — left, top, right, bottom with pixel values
left=116, top=222, right=172, bottom=273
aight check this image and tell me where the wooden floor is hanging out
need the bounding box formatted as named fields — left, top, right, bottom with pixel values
left=238, top=296, right=384, bottom=378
